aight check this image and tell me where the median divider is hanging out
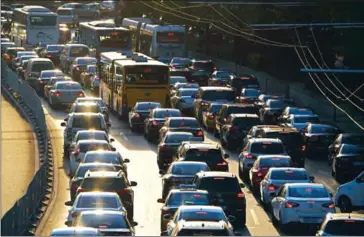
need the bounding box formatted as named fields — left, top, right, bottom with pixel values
left=1, top=59, right=54, bottom=236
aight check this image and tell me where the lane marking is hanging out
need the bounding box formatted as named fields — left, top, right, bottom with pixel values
left=250, top=209, right=260, bottom=225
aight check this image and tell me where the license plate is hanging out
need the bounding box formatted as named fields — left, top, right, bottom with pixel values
left=353, top=162, right=364, bottom=166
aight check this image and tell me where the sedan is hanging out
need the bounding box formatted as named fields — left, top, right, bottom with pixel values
left=48, top=81, right=85, bottom=109
left=236, top=88, right=262, bottom=104
left=271, top=183, right=335, bottom=229
left=170, top=57, right=191, bottom=70
left=36, top=70, right=64, bottom=96
left=281, top=114, right=321, bottom=131
left=159, top=117, right=204, bottom=142
left=65, top=192, right=126, bottom=226
left=12, top=51, right=37, bottom=70
left=208, top=71, right=234, bottom=86
left=41, top=44, right=64, bottom=65
left=170, top=88, right=198, bottom=114
left=70, top=57, right=97, bottom=82
left=67, top=102, right=108, bottom=123
left=44, top=76, right=72, bottom=99
left=129, top=102, right=162, bottom=132
left=170, top=82, right=199, bottom=98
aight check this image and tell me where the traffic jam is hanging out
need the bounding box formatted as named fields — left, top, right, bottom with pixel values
left=1, top=2, right=364, bottom=236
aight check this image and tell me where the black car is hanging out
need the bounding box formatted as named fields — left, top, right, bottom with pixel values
left=220, top=114, right=261, bottom=149
left=226, top=75, right=260, bottom=96
left=41, top=44, right=64, bottom=65
left=128, top=102, right=162, bottom=132
left=192, top=171, right=246, bottom=228
left=214, top=103, right=259, bottom=136
left=173, top=142, right=230, bottom=172
left=328, top=133, right=364, bottom=165
left=188, top=59, right=216, bottom=76
left=255, top=126, right=305, bottom=167
left=159, top=117, right=204, bottom=142
left=160, top=161, right=210, bottom=199
left=143, top=108, right=182, bottom=142
left=302, top=123, right=341, bottom=158
left=259, top=99, right=290, bottom=124
left=170, top=57, right=192, bottom=70
left=331, top=144, right=364, bottom=183
left=157, top=132, right=203, bottom=170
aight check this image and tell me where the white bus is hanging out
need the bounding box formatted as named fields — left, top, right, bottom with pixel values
left=78, top=20, right=132, bottom=58
left=11, top=6, right=59, bottom=50
left=122, top=17, right=186, bottom=59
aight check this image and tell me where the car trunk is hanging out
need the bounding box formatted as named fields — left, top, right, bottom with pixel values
left=288, top=197, right=333, bottom=223
left=57, top=89, right=84, bottom=103
left=168, top=127, right=201, bottom=136
left=209, top=192, right=244, bottom=211
left=135, top=110, right=151, bottom=121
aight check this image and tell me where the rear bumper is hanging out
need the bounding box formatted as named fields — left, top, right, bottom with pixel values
left=280, top=209, right=335, bottom=225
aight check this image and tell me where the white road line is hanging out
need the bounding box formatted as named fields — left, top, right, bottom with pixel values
left=120, top=132, right=129, bottom=141
left=250, top=209, right=260, bottom=225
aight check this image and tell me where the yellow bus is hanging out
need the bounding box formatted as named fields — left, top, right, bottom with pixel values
left=99, top=51, right=170, bottom=119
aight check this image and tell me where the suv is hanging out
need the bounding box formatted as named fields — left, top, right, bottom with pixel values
left=174, top=142, right=230, bottom=172
left=193, top=87, right=235, bottom=123
left=61, top=113, right=110, bottom=157
left=192, top=171, right=246, bottom=228
left=76, top=171, right=137, bottom=220
left=316, top=213, right=364, bottom=236
left=238, top=138, right=286, bottom=180
left=214, top=103, right=258, bottom=136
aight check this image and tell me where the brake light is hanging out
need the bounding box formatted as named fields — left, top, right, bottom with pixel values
left=310, top=136, right=318, bottom=141
left=208, top=114, right=215, bottom=119
left=171, top=66, right=176, bottom=69
left=196, top=130, right=204, bottom=136
left=73, top=148, right=80, bottom=157
left=117, top=188, right=130, bottom=194
left=55, top=92, right=61, bottom=97
left=47, top=54, right=52, bottom=58
left=237, top=193, right=245, bottom=198
left=301, top=145, right=306, bottom=151
left=268, top=184, right=277, bottom=191
left=217, top=162, right=227, bottom=166
left=201, top=102, right=209, bottom=106
left=285, top=202, right=299, bottom=208
left=77, top=187, right=84, bottom=193
left=257, top=172, right=263, bottom=177
left=322, top=203, right=335, bottom=209
left=78, top=92, right=84, bottom=97
left=134, top=113, right=140, bottom=118
left=345, top=220, right=356, bottom=223
left=152, top=120, right=158, bottom=126
left=246, top=154, right=253, bottom=159
left=76, top=66, right=80, bottom=71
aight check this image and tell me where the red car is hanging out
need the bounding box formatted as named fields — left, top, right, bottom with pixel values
left=249, top=155, right=292, bottom=192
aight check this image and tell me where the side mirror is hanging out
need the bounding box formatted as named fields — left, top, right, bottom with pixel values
left=157, top=198, right=164, bottom=203
left=310, top=176, right=315, bottom=182
left=124, top=158, right=130, bottom=163
left=130, top=181, right=137, bottom=187
left=159, top=170, right=165, bottom=175
left=64, top=220, right=72, bottom=227
left=234, top=232, right=242, bottom=236
left=270, top=192, right=277, bottom=197
left=163, top=214, right=171, bottom=221
left=160, top=231, right=168, bottom=236
left=61, top=122, right=67, bottom=126
left=240, top=183, right=245, bottom=188
left=224, top=153, right=230, bottom=159
left=64, top=201, right=72, bottom=206
left=111, top=147, right=116, bottom=151
left=131, top=221, right=138, bottom=227
left=110, top=138, right=115, bottom=142
left=228, top=215, right=236, bottom=222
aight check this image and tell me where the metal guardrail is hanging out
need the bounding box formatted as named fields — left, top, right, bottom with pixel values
left=1, top=59, right=54, bottom=236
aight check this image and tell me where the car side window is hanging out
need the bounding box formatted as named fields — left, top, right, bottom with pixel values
left=247, top=128, right=254, bottom=136
left=257, top=130, right=265, bottom=138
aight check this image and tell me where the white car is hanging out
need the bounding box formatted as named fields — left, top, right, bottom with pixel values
left=335, top=171, right=364, bottom=213
left=170, top=88, right=198, bottom=112
left=260, top=167, right=314, bottom=206
left=65, top=192, right=126, bottom=226
left=271, top=183, right=335, bottom=228
left=69, top=140, right=115, bottom=176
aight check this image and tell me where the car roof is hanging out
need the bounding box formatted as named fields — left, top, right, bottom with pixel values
left=77, top=97, right=101, bottom=101
left=170, top=189, right=208, bottom=194
left=291, top=114, right=319, bottom=118
left=78, top=163, right=115, bottom=168
left=196, top=171, right=237, bottom=178
left=165, top=131, right=194, bottom=136
left=171, top=76, right=187, bottom=79
left=75, top=102, right=99, bottom=106
left=41, top=69, right=63, bottom=73
left=76, top=130, right=106, bottom=135
left=178, top=205, right=223, bottom=212
left=77, top=139, right=109, bottom=144
left=262, top=126, right=298, bottom=132
left=231, top=113, right=259, bottom=118
left=85, top=151, right=118, bottom=156
left=137, top=101, right=161, bottom=105
left=167, top=117, right=197, bottom=121
left=182, top=142, right=219, bottom=149
left=199, top=86, right=234, bottom=91
left=78, top=191, right=119, bottom=198
left=55, top=81, right=80, bottom=85
left=178, top=88, right=198, bottom=91
left=269, top=167, right=307, bottom=172
left=325, top=213, right=364, bottom=221
left=66, top=43, right=89, bottom=47
left=153, top=108, right=180, bottom=112
left=171, top=161, right=210, bottom=166
left=224, top=103, right=255, bottom=107
left=29, top=58, right=52, bottom=62
left=176, top=220, right=226, bottom=230
left=285, top=183, right=325, bottom=188
left=257, top=155, right=291, bottom=160
left=250, top=138, right=282, bottom=143
left=79, top=210, right=126, bottom=216
left=75, top=57, right=96, bottom=60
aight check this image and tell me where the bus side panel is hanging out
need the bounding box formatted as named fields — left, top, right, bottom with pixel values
left=124, top=87, right=169, bottom=109
left=27, top=29, right=60, bottom=47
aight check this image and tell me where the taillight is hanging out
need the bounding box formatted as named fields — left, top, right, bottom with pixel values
left=55, top=92, right=61, bottom=97
left=285, top=202, right=299, bottom=208
left=134, top=113, right=140, bottom=118
left=152, top=120, right=158, bottom=126
left=4, top=54, right=10, bottom=60
left=47, top=54, right=52, bottom=58
left=73, top=148, right=80, bottom=157
left=245, top=154, right=254, bottom=159
left=77, top=187, right=84, bottom=193
left=301, top=145, right=306, bottom=151
left=257, top=172, right=263, bottom=177
left=117, top=188, right=130, bottom=195
left=196, top=130, right=204, bottom=136
left=217, top=162, right=227, bottom=166
left=310, top=136, right=318, bottom=141
left=208, top=114, right=215, bottom=119
left=268, top=184, right=277, bottom=191
left=78, top=92, right=84, bottom=97
left=322, top=203, right=335, bottom=209
left=237, top=193, right=245, bottom=198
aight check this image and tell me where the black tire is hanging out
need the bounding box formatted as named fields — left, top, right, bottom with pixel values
left=338, top=196, right=352, bottom=213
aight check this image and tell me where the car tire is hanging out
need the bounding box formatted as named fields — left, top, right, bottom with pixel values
left=338, top=196, right=352, bottom=213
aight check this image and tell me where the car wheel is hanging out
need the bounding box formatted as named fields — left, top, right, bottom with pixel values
left=338, top=196, right=352, bottom=213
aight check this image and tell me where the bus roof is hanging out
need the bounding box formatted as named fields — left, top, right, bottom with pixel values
left=79, top=20, right=129, bottom=31
left=100, top=51, right=153, bottom=63
left=122, top=17, right=185, bottom=33
left=14, top=6, right=57, bottom=16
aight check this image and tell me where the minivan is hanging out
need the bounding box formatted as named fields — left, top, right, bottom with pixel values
left=25, top=58, right=55, bottom=89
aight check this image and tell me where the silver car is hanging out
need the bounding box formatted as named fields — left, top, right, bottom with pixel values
left=65, top=192, right=127, bottom=226
left=50, top=227, right=101, bottom=236
left=170, top=88, right=198, bottom=113
left=260, top=167, right=314, bottom=206
left=48, top=81, right=85, bottom=108
left=44, top=76, right=72, bottom=99
left=36, top=70, right=64, bottom=95
left=271, top=183, right=335, bottom=228
left=170, top=76, right=187, bottom=86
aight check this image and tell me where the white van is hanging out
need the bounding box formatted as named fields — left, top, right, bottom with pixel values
left=25, top=58, right=54, bottom=88
left=60, top=44, right=89, bottom=74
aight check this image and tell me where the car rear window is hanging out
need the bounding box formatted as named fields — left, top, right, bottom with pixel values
left=244, top=89, right=261, bottom=97
left=216, top=71, right=231, bottom=78
left=232, top=78, right=259, bottom=88
left=185, top=149, right=224, bottom=165
left=226, top=106, right=258, bottom=116
left=202, top=90, right=235, bottom=101
left=80, top=99, right=106, bottom=107
left=170, top=77, right=187, bottom=85
left=171, top=58, right=191, bottom=64
left=165, top=134, right=193, bottom=143
left=41, top=71, right=63, bottom=78
left=193, top=62, right=214, bottom=69
left=76, top=132, right=107, bottom=141
left=250, top=142, right=284, bottom=154
left=179, top=210, right=227, bottom=222
left=74, top=105, right=100, bottom=113
left=294, top=116, right=320, bottom=123
left=81, top=177, right=126, bottom=190
left=311, top=126, right=338, bottom=134
left=167, top=192, right=209, bottom=206
left=267, top=100, right=286, bottom=109
left=77, top=195, right=118, bottom=208
left=342, top=135, right=364, bottom=145
left=169, top=119, right=199, bottom=128
left=171, top=71, right=189, bottom=77
left=341, top=145, right=364, bottom=154
left=77, top=58, right=97, bottom=65
left=259, top=157, right=291, bottom=168
left=78, top=213, right=129, bottom=229
left=290, top=108, right=313, bottom=115
left=264, top=132, right=303, bottom=146
left=72, top=117, right=103, bottom=129
left=232, top=117, right=260, bottom=129
left=270, top=170, right=309, bottom=180
left=85, top=153, right=121, bottom=165
left=155, top=110, right=181, bottom=118
left=70, top=47, right=89, bottom=57
left=177, top=229, right=230, bottom=236
left=79, top=143, right=110, bottom=153
left=288, top=186, right=329, bottom=198
left=176, top=83, right=200, bottom=89
left=198, top=177, right=241, bottom=193
left=56, top=83, right=82, bottom=90
left=171, top=163, right=209, bottom=175
left=180, top=89, right=197, bottom=97
left=136, top=103, right=161, bottom=110
left=75, top=165, right=115, bottom=178
left=31, top=62, right=54, bottom=73
left=209, top=104, right=223, bottom=113
left=323, top=220, right=364, bottom=236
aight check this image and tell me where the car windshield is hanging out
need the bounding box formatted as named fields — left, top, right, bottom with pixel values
left=70, top=47, right=89, bottom=57
left=79, top=143, right=110, bottom=153
left=270, top=170, right=309, bottom=180
left=77, top=213, right=129, bottom=229
left=81, top=177, right=126, bottom=190
left=41, top=71, right=63, bottom=78
left=250, top=142, right=284, bottom=154
left=171, top=163, right=209, bottom=175
left=177, top=229, right=230, bottom=236
left=232, top=117, right=260, bottom=129
left=47, top=45, right=64, bottom=52
left=136, top=103, right=160, bottom=110
left=198, top=177, right=241, bottom=193
left=264, top=132, right=303, bottom=146
left=342, top=135, right=364, bottom=145
left=167, top=193, right=209, bottom=206
left=171, top=58, right=191, bottom=64
left=216, top=71, right=231, bottom=78
left=85, top=154, right=121, bottom=165
left=185, top=149, right=224, bottom=165
left=170, top=77, right=187, bottom=85
left=193, top=62, right=214, bottom=69
left=77, top=58, right=97, bottom=65
left=169, top=119, right=199, bottom=128
left=56, top=83, right=82, bottom=90
left=31, top=62, right=54, bottom=73
left=323, top=220, right=364, bottom=236
left=341, top=145, right=364, bottom=154
left=288, top=186, right=329, bottom=198
left=75, top=165, right=115, bottom=178
left=294, top=116, right=320, bottom=123
left=180, top=89, right=197, bottom=97
left=155, top=110, right=181, bottom=118
left=202, top=90, right=235, bottom=101
left=259, top=158, right=291, bottom=168
left=227, top=106, right=258, bottom=116
left=72, top=117, right=103, bottom=129
left=74, top=105, right=100, bottom=113
left=77, top=195, right=118, bottom=208
left=165, top=134, right=193, bottom=143
left=311, top=126, right=338, bottom=134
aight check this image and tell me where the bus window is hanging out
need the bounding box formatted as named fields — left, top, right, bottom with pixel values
left=115, top=66, right=123, bottom=81
left=125, top=66, right=168, bottom=85
left=29, top=16, right=57, bottom=27
left=99, top=32, right=129, bottom=49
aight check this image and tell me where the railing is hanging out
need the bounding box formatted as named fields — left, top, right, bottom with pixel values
left=1, top=59, right=54, bottom=236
